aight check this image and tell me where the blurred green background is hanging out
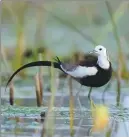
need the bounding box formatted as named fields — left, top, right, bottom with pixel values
left=1, top=1, right=129, bottom=77
left=1, top=1, right=129, bottom=94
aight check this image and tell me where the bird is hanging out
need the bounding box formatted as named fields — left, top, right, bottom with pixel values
left=5, top=45, right=112, bottom=107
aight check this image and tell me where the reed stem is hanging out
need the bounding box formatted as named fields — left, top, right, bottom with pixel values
left=38, top=53, right=43, bottom=104
left=106, top=1, right=122, bottom=106
left=69, top=76, right=74, bottom=136
left=116, top=57, right=121, bottom=106
left=35, top=73, right=42, bottom=107
left=41, top=62, right=56, bottom=137
left=9, top=82, right=14, bottom=105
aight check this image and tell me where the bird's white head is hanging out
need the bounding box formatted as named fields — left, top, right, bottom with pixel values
left=94, top=45, right=109, bottom=60
left=93, top=45, right=110, bottom=69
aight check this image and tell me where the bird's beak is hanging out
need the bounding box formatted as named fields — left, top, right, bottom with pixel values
left=89, top=50, right=98, bottom=55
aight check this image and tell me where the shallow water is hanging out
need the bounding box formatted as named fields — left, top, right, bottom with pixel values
left=1, top=105, right=129, bottom=137
left=1, top=90, right=129, bottom=137
left=1, top=77, right=129, bottom=137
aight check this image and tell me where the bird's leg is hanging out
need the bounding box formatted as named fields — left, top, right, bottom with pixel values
left=102, top=82, right=111, bottom=104
left=76, top=85, right=83, bottom=110
left=88, top=87, right=92, bottom=101
left=88, top=87, right=96, bottom=108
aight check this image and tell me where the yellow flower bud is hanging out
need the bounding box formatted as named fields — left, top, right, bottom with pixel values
left=92, top=105, right=109, bottom=132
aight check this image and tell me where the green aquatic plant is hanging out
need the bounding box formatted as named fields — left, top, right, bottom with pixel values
left=105, top=3, right=129, bottom=137
left=2, top=2, right=29, bottom=77
left=105, top=1, right=129, bottom=106
left=95, top=1, right=129, bottom=82
left=41, top=62, right=56, bottom=137
left=12, top=26, right=25, bottom=76
left=68, top=76, right=74, bottom=136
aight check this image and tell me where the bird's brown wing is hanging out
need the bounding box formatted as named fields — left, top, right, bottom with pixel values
left=79, top=54, right=98, bottom=67
left=61, top=54, right=98, bottom=72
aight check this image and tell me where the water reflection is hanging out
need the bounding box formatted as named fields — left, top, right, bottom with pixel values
left=1, top=82, right=129, bottom=137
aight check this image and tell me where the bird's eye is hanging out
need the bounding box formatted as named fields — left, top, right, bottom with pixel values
left=99, top=48, right=102, bottom=51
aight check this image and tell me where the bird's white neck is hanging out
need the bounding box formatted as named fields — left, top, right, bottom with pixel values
left=97, top=55, right=110, bottom=69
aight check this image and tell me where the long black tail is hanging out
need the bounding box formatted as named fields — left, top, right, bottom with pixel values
left=5, top=60, right=62, bottom=91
